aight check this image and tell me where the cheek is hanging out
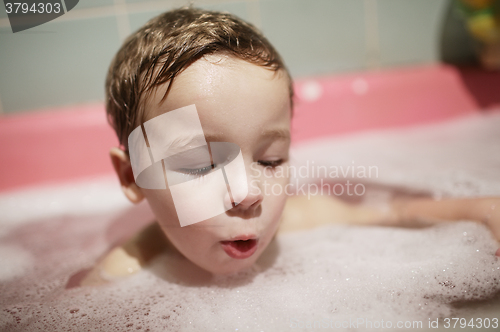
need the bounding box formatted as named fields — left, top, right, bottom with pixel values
left=273, top=188, right=288, bottom=219
left=262, top=176, right=289, bottom=220
left=142, top=189, right=179, bottom=227
left=161, top=226, right=210, bottom=254
left=260, top=184, right=287, bottom=247
left=142, top=193, right=216, bottom=259
left=261, top=167, right=291, bottom=199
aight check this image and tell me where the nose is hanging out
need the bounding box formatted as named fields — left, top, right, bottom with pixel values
left=233, top=186, right=263, bottom=211
left=233, top=160, right=264, bottom=213
left=224, top=160, right=264, bottom=214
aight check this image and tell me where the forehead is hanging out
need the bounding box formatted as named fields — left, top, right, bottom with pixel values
left=142, top=55, right=291, bottom=142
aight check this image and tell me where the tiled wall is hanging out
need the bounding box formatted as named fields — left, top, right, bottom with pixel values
left=0, top=0, right=470, bottom=114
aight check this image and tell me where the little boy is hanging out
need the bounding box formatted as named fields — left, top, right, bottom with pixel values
left=81, top=7, right=499, bottom=285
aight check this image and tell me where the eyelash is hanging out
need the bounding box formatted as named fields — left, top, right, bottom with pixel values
left=179, top=159, right=283, bottom=176
left=179, top=164, right=215, bottom=176
left=258, top=159, right=283, bottom=168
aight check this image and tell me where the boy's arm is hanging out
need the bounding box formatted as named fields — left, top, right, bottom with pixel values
left=279, top=194, right=397, bottom=233
left=392, top=196, right=500, bottom=239
left=279, top=194, right=500, bottom=241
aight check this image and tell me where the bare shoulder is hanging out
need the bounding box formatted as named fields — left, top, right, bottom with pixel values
left=79, top=222, right=169, bottom=287
left=278, top=195, right=349, bottom=233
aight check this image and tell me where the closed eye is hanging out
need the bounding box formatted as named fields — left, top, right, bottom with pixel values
left=178, top=164, right=215, bottom=176
left=258, top=159, right=283, bottom=168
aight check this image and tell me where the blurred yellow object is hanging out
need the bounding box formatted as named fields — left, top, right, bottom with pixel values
left=467, top=13, right=500, bottom=43
left=456, top=0, right=500, bottom=69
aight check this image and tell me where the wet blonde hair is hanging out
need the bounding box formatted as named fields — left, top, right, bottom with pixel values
left=105, top=7, right=292, bottom=150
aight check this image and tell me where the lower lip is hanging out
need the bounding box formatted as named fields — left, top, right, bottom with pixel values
left=220, top=239, right=258, bottom=259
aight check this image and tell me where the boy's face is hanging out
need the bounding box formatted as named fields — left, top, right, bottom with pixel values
left=139, top=54, right=291, bottom=275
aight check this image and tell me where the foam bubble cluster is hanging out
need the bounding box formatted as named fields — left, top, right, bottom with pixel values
left=1, top=217, right=499, bottom=331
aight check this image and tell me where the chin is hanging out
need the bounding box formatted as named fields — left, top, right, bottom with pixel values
left=208, top=256, right=259, bottom=276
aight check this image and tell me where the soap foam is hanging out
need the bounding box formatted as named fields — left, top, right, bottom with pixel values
left=0, top=245, right=33, bottom=282
left=1, top=219, right=499, bottom=332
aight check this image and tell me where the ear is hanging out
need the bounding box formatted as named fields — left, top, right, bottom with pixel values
left=109, top=147, right=144, bottom=204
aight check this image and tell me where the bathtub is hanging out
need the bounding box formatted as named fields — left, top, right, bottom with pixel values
left=1, top=65, right=499, bottom=331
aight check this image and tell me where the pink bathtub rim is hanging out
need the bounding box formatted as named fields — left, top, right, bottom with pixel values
left=0, top=64, right=487, bottom=193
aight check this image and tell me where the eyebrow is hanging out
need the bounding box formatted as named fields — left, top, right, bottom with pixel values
left=260, top=128, right=290, bottom=141
left=156, top=128, right=291, bottom=153
left=164, top=134, right=207, bottom=152
left=204, top=129, right=290, bottom=142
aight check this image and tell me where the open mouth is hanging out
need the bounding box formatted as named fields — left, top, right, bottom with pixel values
left=220, top=239, right=258, bottom=259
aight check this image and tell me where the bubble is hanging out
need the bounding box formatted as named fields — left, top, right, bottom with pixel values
left=11, top=221, right=492, bottom=332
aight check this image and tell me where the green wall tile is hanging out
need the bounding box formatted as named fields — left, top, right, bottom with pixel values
left=69, top=0, right=114, bottom=9
left=128, top=8, right=174, bottom=32
left=377, top=0, right=449, bottom=66
left=259, top=0, right=366, bottom=78
left=1, top=3, right=8, bottom=19
left=198, top=2, right=248, bottom=21
left=1, top=0, right=461, bottom=114
left=0, top=16, right=121, bottom=113
left=128, top=1, right=249, bottom=33
left=125, top=0, right=157, bottom=4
